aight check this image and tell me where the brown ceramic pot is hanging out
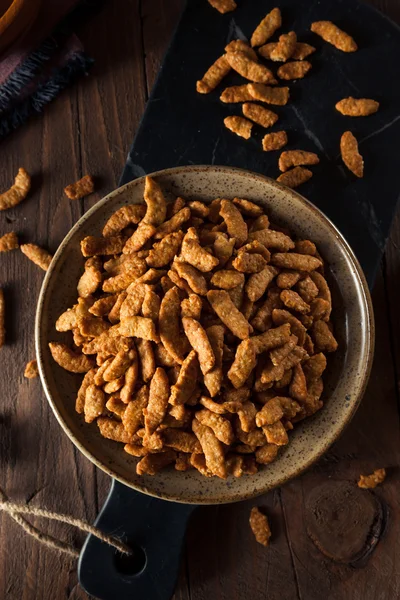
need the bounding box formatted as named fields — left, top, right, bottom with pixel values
left=0, top=0, right=42, bottom=55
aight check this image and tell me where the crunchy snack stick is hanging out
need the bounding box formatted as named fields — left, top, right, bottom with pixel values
left=120, top=316, right=159, bottom=342
left=279, top=150, right=319, bottom=172
left=169, top=351, right=199, bottom=405
left=135, top=339, right=155, bottom=383
left=277, top=167, right=313, bottom=188
left=103, top=253, right=146, bottom=276
left=311, top=21, right=357, bottom=52
left=103, top=348, right=136, bottom=382
left=207, top=289, right=252, bottom=339
left=277, top=61, right=312, bottom=80
left=211, top=270, right=244, bottom=289
left=225, top=52, right=277, bottom=84
left=293, top=42, right=316, bottom=60
left=312, top=320, right=338, bottom=353
left=136, top=450, right=177, bottom=476
left=213, top=233, right=235, bottom=266
left=358, top=468, right=386, bottom=489
left=272, top=309, right=306, bottom=346
left=233, top=198, right=263, bottom=217
left=276, top=270, right=301, bottom=289
left=146, top=231, right=183, bottom=268
left=224, top=116, right=253, bottom=140
left=204, top=325, right=224, bottom=397
left=144, top=367, right=170, bottom=435
left=192, top=418, right=227, bottom=478
left=77, top=257, right=102, bottom=298
left=335, top=97, right=379, bottom=117
left=143, top=176, right=167, bottom=226
left=271, top=252, right=321, bottom=271
left=262, top=131, right=288, bottom=152
left=159, top=287, right=187, bottom=364
left=84, top=385, right=106, bottom=423
left=181, top=294, right=202, bottom=320
left=196, top=55, right=231, bottom=94
left=269, top=335, right=297, bottom=366
left=263, top=420, right=289, bottom=445
left=225, top=40, right=258, bottom=61
left=142, top=289, right=161, bottom=321
left=252, top=323, right=291, bottom=355
left=0, top=168, right=31, bottom=211
left=310, top=271, right=332, bottom=318
left=255, top=443, right=279, bottom=464
left=102, top=204, right=146, bottom=237
left=295, top=239, right=317, bottom=256
left=154, top=207, right=191, bottom=239
left=251, top=7, right=282, bottom=47
left=248, top=83, right=290, bottom=106
left=81, top=234, right=126, bottom=257
left=181, top=231, right=219, bottom=273
left=182, top=318, right=215, bottom=375
left=174, top=261, right=208, bottom=296
left=248, top=228, right=294, bottom=251
left=226, top=454, right=258, bottom=476
left=208, top=0, right=236, bottom=14
left=249, top=507, right=271, bottom=546
left=246, top=266, right=279, bottom=302
left=75, top=370, right=96, bottom=414
left=168, top=197, right=186, bottom=217
left=24, top=359, right=39, bottom=379
left=102, top=269, right=146, bottom=294
left=188, top=200, right=209, bottom=218
left=289, top=364, right=307, bottom=402
left=270, top=32, right=297, bottom=62
left=297, top=277, right=318, bottom=305
left=49, top=342, right=93, bottom=373
left=280, top=289, right=310, bottom=314
left=120, top=285, right=146, bottom=319
left=340, top=131, right=364, bottom=178
left=20, top=243, right=52, bottom=271
left=64, top=175, right=94, bottom=200
left=262, top=40, right=315, bottom=61
left=196, top=409, right=234, bottom=444
left=310, top=297, right=330, bottom=321
left=255, top=397, right=285, bottom=426
left=122, top=385, right=148, bottom=434
left=136, top=268, right=166, bottom=284
left=162, top=429, right=201, bottom=454
left=228, top=339, right=257, bottom=389
left=0, top=232, right=18, bottom=252
left=89, top=295, right=118, bottom=317
left=242, top=103, right=279, bottom=128
left=56, top=307, right=77, bottom=332
left=220, top=199, right=248, bottom=247
left=220, top=85, right=254, bottom=103
left=123, top=222, right=156, bottom=254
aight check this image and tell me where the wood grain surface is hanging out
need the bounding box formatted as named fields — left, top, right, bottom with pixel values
left=0, top=1, right=399, bottom=599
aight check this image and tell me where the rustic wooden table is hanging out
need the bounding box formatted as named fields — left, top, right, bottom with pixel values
left=1, top=1, right=400, bottom=598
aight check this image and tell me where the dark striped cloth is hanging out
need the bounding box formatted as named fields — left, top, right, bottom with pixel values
left=0, top=0, right=99, bottom=139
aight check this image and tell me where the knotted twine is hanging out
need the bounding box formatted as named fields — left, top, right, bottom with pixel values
left=0, top=486, right=131, bottom=558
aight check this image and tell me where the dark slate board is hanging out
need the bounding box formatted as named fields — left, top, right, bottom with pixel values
left=121, top=0, right=400, bottom=287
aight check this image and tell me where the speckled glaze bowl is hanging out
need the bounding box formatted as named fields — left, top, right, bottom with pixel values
left=35, top=166, right=374, bottom=504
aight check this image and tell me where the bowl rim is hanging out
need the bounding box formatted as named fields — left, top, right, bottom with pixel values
left=35, top=164, right=375, bottom=505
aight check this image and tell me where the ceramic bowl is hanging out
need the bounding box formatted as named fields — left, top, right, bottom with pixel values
left=35, top=165, right=374, bottom=504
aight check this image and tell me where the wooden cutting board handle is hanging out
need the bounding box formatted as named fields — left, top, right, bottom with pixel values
left=0, top=0, right=42, bottom=55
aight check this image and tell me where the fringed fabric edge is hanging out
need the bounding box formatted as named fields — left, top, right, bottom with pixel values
left=0, top=52, right=94, bottom=139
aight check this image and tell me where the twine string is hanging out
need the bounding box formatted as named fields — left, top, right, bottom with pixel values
left=0, top=487, right=132, bottom=558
